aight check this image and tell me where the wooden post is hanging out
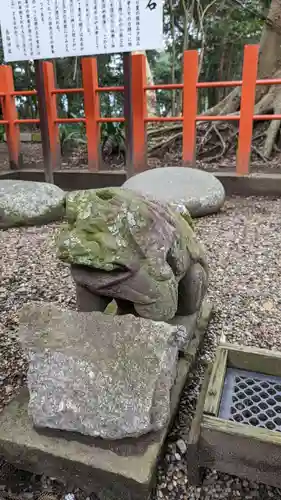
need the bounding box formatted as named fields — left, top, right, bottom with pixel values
left=43, top=61, right=61, bottom=169
left=34, top=60, right=54, bottom=184
left=182, top=50, right=199, bottom=167
left=0, top=65, right=21, bottom=170
left=236, top=45, right=259, bottom=175
left=123, top=52, right=134, bottom=178
left=187, top=363, right=213, bottom=485
left=81, top=57, right=100, bottom=171
left=131, top=53, right=147, bottom=174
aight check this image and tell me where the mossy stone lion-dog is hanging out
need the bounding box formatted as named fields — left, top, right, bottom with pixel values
left=57, top=187, right=208, bottom=322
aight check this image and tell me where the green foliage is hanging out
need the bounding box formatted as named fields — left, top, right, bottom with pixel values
left=0, top=125, right=5, bottom=142
left=101, top=122, right=126, bottom=159
left=160, top=0, right=266, bottom=111
left=59, top=117, right=86, bottom=156
left=104, top=300, right=118, bottom=315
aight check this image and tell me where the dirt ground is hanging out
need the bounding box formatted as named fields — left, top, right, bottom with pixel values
left=0, top=142, right=281, bottom=174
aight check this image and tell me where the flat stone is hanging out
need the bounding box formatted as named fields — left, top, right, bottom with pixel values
left=18, top=303, right=188, bottom=440
left=122, top=167, right=225, bottom=217
left=0, top=360, right=188, bottom=500
left=0, top=180, right=65, bottom=228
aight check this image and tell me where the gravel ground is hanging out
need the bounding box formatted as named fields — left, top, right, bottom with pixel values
left=1, top=195, right=281, bottom=499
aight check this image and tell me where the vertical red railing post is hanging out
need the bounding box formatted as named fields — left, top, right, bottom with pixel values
left=0, top=65, right=21, bottom=170
left=81, top=57, right=100, bottom=171
left=236, top=45, right=259, bottom=175
left=42, top=61, right=61, bottom=168
left=183, top=50, right=199, bottom=167
left=131, top=53, right=147, bottom=174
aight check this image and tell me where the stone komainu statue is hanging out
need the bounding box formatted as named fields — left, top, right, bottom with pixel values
left=57, top=187, right=208, bottom=322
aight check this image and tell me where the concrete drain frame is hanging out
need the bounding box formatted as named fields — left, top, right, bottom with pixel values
left=187, top=342, right=281, bottom=488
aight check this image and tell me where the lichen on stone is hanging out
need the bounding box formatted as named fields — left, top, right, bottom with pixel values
left=0, top=180, right=65, bottom=229
left=57, top=187, right=208, bottom=321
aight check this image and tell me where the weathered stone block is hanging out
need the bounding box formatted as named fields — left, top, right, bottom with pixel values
left=0, top=360, right=188, bottom=500
left=18, top=303, right=188, bottom=440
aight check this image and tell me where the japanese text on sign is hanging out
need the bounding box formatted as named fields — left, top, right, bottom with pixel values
left=0, top=0, right=163, bottom=62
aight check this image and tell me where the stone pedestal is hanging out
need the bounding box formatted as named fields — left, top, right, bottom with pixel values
left=0, top=361, right=188, bottom=500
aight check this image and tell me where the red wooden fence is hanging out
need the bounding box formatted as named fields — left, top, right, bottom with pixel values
left=0, top=44, right=281, bottom=175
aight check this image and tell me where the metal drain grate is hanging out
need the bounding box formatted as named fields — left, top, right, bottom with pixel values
left=219, top=368, right=281, bottom=432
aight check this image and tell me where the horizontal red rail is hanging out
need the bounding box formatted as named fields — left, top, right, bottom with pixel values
left=53, top=117, right=125, bottom=124
left=4, top=77, right=281, bottom=101
left=146, top=84, right=183, bottom=90
left=12, top=90, right=37, bottom=96
left=52, top=88, right=83, bottom=95
left=145, top=116, right=183, bottom=122
left=51, top=86, right=124, bottom=95
left=145, top=78, right=281, bottom=92
left=145, top=115, right=238, bottom=122
left=14, top=118, right=40, bottom=124
left=146, top=81, right=242, bottom=90
left=96, top=86, right=124, bottom=92
left=98, top=117, right=125, bottom=123
left=198, top=81, right=241, bottom=88
left=198, top=114, right=281, bottom=121
left=254, top=114, right=281, bottom=120
left=48, top=76, right=281, bottom=97
left=54, top=117, right=86, bottom=124
left=8, top=113, right=281, bottom=127
left=256, top=78, right=281, bottom=86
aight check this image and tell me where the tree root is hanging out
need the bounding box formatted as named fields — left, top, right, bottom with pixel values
left=145, top=61, right=281, bottom=164
left=146, top=86, right=281, bottom=164
left=263, top=92, right=281, bottom=158
left=148, top=132, right=183, bottom=154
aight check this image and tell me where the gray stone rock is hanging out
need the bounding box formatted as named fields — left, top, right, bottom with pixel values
left=177, top=262, right=208, bottom=315
left=122, top=167, right=225, bottom=217
left=75, top=284, right=111, bottom=312
left=176, top=438, right=187, bottom=455
left=0, top=180, right=65, bottom=228
left=17, top=302, right=188, bottom=440
left=169, top=297, right=213, bottom=358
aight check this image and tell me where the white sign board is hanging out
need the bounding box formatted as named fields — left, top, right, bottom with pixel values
left=0, top=0, right=163, bottom=62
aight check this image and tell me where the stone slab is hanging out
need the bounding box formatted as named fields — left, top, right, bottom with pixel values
left=0, top=359, right=188, bottom=500
left=122, top=167, right=225, bottom=217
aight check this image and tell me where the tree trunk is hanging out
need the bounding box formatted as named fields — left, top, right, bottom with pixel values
left=132, top=51, right=157, bottom=116
left=175, top=0, right=281, bottom=159
left=147, top=0, right=281, bottom=160
left=205, top=0, right=281, bottom=118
